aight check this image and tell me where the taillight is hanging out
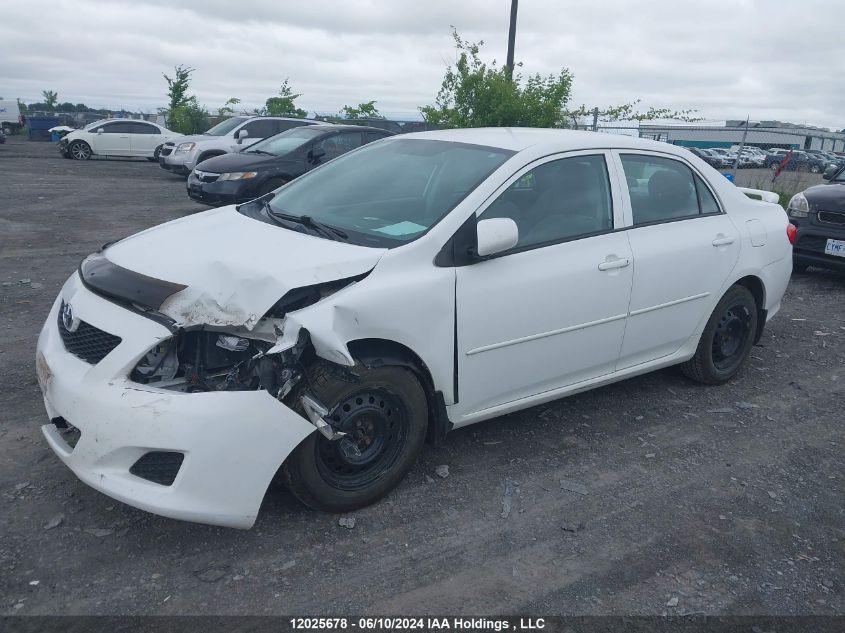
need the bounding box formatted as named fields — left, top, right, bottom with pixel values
left=786, top=223, right=797, bottom=245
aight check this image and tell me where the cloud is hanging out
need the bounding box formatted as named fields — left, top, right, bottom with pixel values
left=1, top=0, right=842, bottom=128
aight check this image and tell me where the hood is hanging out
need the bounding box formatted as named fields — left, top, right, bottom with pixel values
left=166, top=133, right=209, bottom=145
left=804, top=182, right=845, bottom=213
left=195, top=151, right=297, bottom=173
left=102, top=207, right=386, bottom=329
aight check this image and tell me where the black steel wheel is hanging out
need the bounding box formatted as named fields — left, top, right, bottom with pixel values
left=314, top=388, right=408, bottom=491
left=283, top=360, right=428, bottom=512
left=681, top=285, right=758, bottom=384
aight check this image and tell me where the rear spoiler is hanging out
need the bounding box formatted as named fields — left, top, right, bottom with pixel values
left=737, top=187, right=780, bottom=205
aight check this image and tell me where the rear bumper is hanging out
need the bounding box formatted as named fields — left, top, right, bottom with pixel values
left=792, top=221, right=845, bottom=272
left=36, top=274, right=316, bottom=528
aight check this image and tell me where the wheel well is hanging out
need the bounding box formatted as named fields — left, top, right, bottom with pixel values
left=346, top=338, right=452, bottom=446
left=733, top=275, right=767, bottom=343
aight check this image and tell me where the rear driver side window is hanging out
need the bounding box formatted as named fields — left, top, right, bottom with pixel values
left=621, top=154, right=719, bottom=225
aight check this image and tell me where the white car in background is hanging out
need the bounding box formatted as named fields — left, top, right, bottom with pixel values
left=36, top=128, right=792, bottom=528
left=158, top=115, right=320, bottom=176
left=59, top=119, right=181, bottom=161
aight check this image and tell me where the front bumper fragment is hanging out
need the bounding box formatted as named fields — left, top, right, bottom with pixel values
left=36, top=274, right=316, bottom=528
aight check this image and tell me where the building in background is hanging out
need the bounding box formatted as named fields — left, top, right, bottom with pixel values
left=593, top=119, right=845, bottom=152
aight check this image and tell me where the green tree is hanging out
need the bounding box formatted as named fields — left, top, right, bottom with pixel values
left=168, top=96, right=210, bottom=134
left=264, top=79, right=307, bottom=117
left=163, top=65, right=194, bottom=112
left=564, top=100, right=702, bottom=128
left=218, top=97, right=240, bottom=117
left=420, top=29, right=573, bottom=128
left=41, top=90, right=58, bottom=110
left=340, top=100, right=383, bottom=119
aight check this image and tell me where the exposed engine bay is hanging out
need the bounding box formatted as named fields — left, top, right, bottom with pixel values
left=130, top=327, right=307, bottom=398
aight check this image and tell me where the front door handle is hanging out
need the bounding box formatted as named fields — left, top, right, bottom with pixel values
left=598, top=257, right=631, bottom=271
left=712, top=235, right=735, bottom=247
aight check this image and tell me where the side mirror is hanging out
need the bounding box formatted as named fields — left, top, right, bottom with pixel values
left=823, top=165, right=838, bottom=180
left=96, top=128, right=104, bottom=135
left=476, top=218, right=518, bottom=257
left=236, top=129, right=248, bottom=144
left=309, top=147, right=326, bottom=162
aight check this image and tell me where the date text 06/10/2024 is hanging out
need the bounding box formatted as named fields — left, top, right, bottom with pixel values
left=289, top=618, right=546, bottom=631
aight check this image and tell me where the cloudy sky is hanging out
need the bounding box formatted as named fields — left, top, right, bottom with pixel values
left=2, top=0, right=843, bottom=129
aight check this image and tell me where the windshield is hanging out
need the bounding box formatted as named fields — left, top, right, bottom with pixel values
left=245, top=126, right=328, bottom=156
left=204, top=116, right=248, bottom=136
left=84, top=119, right=111, bottom=130
left=256, top=138, right=514, bottom=247
left=832, top=167, right=845, bottom=182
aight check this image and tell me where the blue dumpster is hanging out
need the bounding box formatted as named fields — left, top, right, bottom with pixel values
left=723, top=172, right=735, bottom=183
left=27, top=116, right=60, bottom=142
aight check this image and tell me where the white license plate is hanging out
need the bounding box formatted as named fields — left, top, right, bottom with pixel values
left=824, top=239, right=845, bottom=258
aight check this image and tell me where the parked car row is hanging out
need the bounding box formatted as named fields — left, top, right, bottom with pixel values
left=186, top=124, right=393, bottom=205
left=686, top=145, right=841, bottom=173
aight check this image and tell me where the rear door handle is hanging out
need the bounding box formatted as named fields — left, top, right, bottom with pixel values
left=712, top=235, right=735, bottom=247
left=598, top=257, right=631, bottom=271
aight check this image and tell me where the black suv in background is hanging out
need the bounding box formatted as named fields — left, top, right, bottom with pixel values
left=788, top=164, right=845, bottom=273
left=186, top=125, right=394, bottom=206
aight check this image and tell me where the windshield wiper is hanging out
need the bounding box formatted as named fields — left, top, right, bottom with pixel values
left=245, top=149, right=275, bottom=155
left=263, top=203, right=348, bottom=241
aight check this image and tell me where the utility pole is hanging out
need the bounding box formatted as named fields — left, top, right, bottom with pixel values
left=732, top=114, right=750, bottom=178
left=592, top=107, right=599, bottom=132
left=505, top=0, right=519, bottom=80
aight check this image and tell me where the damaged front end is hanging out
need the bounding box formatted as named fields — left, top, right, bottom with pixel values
left=130, top=328, right=307, bottom=398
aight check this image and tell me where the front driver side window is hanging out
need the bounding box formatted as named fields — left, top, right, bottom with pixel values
left=481, top=154, right=614, bottom=250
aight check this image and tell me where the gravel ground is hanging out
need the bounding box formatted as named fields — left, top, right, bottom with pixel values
left=0, top=138, right=843, bottom=615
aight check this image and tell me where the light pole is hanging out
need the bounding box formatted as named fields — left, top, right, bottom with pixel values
left=506, top=0, right=519, bottom=80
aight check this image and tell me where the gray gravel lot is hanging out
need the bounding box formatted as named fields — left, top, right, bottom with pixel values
left=0, top=138, right=843, bottom=615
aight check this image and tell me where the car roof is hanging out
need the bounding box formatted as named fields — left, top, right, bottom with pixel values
left=400, top=127, right=692, bottom=154
left=309, top=124, right=394, bottom=134
left=91, top=118, right=158, bottom=124
left=241, top=116, right=320, bottom=123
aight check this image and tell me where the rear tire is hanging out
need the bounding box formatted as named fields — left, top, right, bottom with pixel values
left=681, top=285, right=758, bottom=385
left=283, top=360, right=428, bottom=513
left=147, top=145, right=163, bottom=162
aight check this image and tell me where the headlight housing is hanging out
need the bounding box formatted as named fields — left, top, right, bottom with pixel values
left=175, top=142, right=195, bottom=153
left=218, top=171, right=258, bottom=181
left=787, top=192, right=809, bottom=218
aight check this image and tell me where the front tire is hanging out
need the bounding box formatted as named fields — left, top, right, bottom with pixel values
left=284, top=360, right=428, bottom=513
left=147, top=145, right=163, bottom=162
left=681, top=285, right=758, bottom=385
left=69, top=140, right=92, bottom=160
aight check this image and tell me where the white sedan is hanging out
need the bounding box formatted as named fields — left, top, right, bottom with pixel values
left=36, top=128, right=792, bottom=528
left=59, top=118, right=181, bottom=161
